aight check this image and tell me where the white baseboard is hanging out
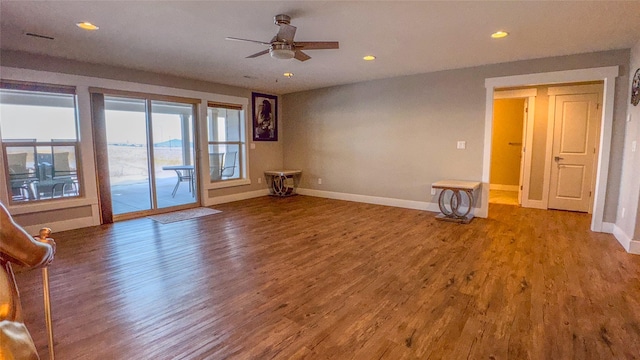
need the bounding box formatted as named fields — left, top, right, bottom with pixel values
left=630, top=241, right=640, bottom=254
left=205, top=189, right=270, bottom=206
left=475, top=207, right=488, bottom=218
left=490, top=184, right=519, bottom=191
left=601, top=222, right=614, bottom=233
left=297, top=188, right=441, bottom=213
left=612, top=224, right=640, bottom=255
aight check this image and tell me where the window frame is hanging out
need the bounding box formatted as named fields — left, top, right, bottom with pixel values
left=0, top=82, right=83, bottom=205
left=206, top=101, right=250, bottom=189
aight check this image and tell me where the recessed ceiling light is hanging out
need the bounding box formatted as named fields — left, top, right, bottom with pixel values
left=76, top=22, right=99, bottom=31
left=363, top=55, right=376, bottom=61
left=283, top=72, right=294, bottom=78
left=491, top=31, right=508, bottom=39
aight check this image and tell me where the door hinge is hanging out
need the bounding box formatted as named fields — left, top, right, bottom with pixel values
left=589, top=191, right=592, bottom=197
left=596, top=103, right=600, bottom=110
left=521, top=186, right=523, bottom=190
left=525, top=107, right=528, bottom=113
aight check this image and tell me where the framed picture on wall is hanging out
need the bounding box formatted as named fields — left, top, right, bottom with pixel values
left=252, top=92, right=278, bottom=141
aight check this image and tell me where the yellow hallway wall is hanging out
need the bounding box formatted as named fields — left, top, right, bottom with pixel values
left=490, top=98, right=525, bottom=187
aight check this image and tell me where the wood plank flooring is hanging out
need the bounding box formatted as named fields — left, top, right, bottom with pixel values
left=13, top=196, right=640, bottom=359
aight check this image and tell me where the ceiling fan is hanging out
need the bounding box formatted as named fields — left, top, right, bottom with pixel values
left=225, top=14, right=339, bottom=62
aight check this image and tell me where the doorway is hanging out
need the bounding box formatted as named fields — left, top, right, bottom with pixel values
left=489, top=98, right=525, bottom=206
left=103, top=96, right=198, bottom=219
left=482, top=66, right=618, bottom=232
left=490, top=89, right=537, bottom=208
left=489, top=84, right=602, bottom=213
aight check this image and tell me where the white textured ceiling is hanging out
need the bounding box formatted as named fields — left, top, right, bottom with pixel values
left=1, top=1, right=640, bottom=94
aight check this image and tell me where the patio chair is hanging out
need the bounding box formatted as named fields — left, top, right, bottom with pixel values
left=52, top=152, right=77, bottom=196
left=209, top=153, right=224, bottom=181
left=209, top=151, right=237, bottom=181
left=36, top=152, right=78, bottom=198
left=221, top=151, right=237, bottom=178
left=7, top=153, right=34, bottom=200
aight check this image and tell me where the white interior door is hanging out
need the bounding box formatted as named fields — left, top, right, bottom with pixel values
left=548, top=93, right=599, bottom=212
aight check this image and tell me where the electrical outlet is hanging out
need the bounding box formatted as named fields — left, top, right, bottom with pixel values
left=250, top=143, right=256, bottom=149
left=257, top=177, right=261, bottom=184
left=457, top=141, right=466, bottom=150
left=318, top=178, right=322, bottom=185
left=431, top=188, right=436, bottom=195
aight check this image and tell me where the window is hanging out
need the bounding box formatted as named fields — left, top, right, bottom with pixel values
left=1, top=82, right=82, bottom=203
left=207, top=102, right=245, bottom=182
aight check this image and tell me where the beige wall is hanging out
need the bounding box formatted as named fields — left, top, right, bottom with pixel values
left=283, top=50, right=630, bottom=222
left=13, top=205, right=93, bottom=226
left=617, top=39, right=640, bottom=240
left=490, top=98, right=525, bottom=187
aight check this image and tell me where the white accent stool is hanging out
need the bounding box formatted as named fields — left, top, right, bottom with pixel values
left=431, top=180, right=481, bottom=224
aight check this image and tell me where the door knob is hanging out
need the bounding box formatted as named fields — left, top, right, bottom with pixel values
left=554, top=156, right=564, bottom=162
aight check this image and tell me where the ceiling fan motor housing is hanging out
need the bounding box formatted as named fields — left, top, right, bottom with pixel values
left=274, top=14, right=291, bottom=25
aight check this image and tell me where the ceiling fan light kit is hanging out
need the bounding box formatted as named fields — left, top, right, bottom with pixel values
left=270, top=43, right=295, bottom=59
left=226, top=14, right=339, bottom=62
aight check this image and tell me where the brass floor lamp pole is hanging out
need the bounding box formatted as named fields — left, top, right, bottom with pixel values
left=38, top=229, right=55, bottom=360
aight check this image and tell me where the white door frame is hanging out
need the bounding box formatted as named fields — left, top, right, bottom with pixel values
left=481, top=66, right=619, bottom=232
left=493, top=89, right=537, bottom=208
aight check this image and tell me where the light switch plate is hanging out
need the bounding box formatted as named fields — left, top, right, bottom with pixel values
left=457, top=141, right=466, bottom=150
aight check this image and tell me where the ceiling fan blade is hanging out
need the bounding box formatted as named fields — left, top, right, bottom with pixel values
left=295, top=41, right=339, bottom=50
left=225, top=37, right=271, bottom=46
left=246, top=49, right=270, bottom=58
left=276, top=24, right=297, bottom=43
left=294, top=50, right=311, bottom=62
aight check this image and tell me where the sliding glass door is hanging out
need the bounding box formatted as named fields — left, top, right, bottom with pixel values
left=151, top=101, right=196, bottom=209
left=104, top=96, right=197, bottom=217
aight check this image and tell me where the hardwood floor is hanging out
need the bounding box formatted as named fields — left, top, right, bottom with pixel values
left=489, top=190, right=519, bottom=206
left=14, top=196, right=640, bottom=359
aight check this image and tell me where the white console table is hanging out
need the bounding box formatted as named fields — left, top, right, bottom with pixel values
left=264, top=170, right=302, bottom=197
left=431, top=180, right=481, bottom=224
